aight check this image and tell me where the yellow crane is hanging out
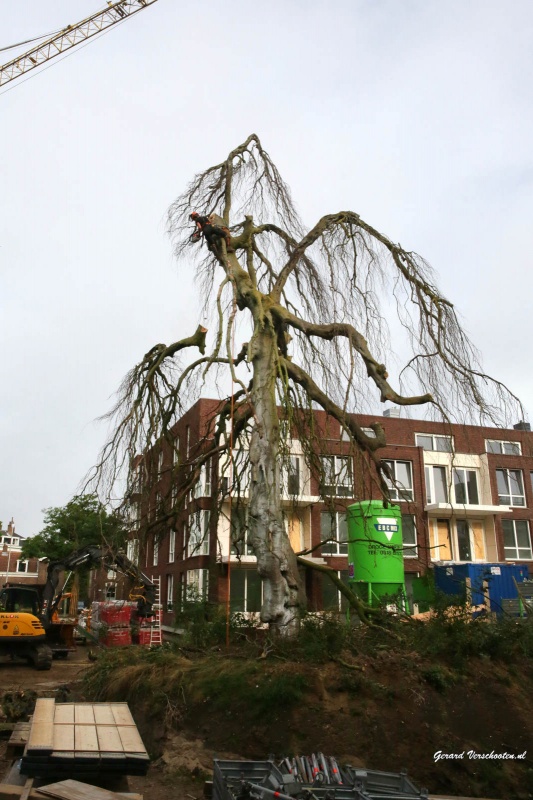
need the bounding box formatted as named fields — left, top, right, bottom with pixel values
left=1, top=0, right=159, bottom=89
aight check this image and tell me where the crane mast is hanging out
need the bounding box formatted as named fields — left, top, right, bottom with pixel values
left=1, top=0, right=158, bottom=88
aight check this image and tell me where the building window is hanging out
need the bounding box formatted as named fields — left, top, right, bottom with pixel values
left=362, top=427, right=377, bottom=438
left=105, top=583, right=116, bottom=599
left=187, top=511, right=210, bottom=557
left=321, top=512, right=348, bottom=556
left=320, top=456, right=353, bottom=498
left=153, top=538, right=159, bottom=567
left=172, top=436, right=180, bottom=465
left=158, top=450, right=164, bottom=476
left=321, top=570, right=350, bottom=612
left=126, top=539, right=139, bottom=565
left=169, top=530, right=176, bottom=563
left=415, top=433, right=453, bottom=452
left=166, top=574, right=174, bottom=611
left=453, top=468, right=479, bottom=505
left=283, top=456, right=301, bottom=496
left=230, top=568, right=262, bottom=612
left=16, top=560, right=28, bottom=573
left=401, top=515, right=418, bottom=558
left=431, top=519, right=486, bottom=562
left=194, top=460, right=212, bottom=498
left=486, top=439, right=521, bottom=456
left=496, top=469, right=525, bottom=506
left=230, top=507, right=254, bottom=556
left=185, top=568, right=208, bottom=601
left=384, top=460, right=414, bottom=502
left=425, top=465, right=448, bottom=504
left=502, top=519, right=532, bottom=561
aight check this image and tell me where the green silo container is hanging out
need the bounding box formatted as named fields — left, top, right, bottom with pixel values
left=346, top=501, right=407, bottom=607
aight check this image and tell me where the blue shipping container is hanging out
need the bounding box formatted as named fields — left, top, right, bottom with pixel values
left=433, top=563, right=530, bottom=613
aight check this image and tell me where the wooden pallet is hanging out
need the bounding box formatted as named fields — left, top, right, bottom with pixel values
left=20, top=701, right=149, bottom=779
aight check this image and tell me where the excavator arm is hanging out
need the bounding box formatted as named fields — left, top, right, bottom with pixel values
left=42, top=545, right=155, bottom=626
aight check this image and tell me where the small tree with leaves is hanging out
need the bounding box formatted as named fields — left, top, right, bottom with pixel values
left=92, top=134, right=520, bottom=636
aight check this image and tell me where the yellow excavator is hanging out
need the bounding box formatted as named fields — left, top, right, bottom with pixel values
left=0, top=599, right=52, bottom=670
left=0, top=545, right=155, bottom=668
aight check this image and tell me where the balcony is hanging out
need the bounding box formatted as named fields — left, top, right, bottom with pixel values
left=425, top=502, right=512, bottom=518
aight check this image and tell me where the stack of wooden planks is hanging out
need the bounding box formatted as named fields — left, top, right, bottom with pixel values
left=20, top=700, right=149, bottom=779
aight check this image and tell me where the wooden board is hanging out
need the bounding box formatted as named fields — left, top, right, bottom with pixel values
left=26, top=701, right=55, bottom=753
left=74, top=707, right=94, bottom=726
left=54, top=706, right=74, bottom=725
left=92, top=706, right=115, bottom=726
left=0, top=785, right=142, bottom=800
left=21, top=701, right=149, bottom=778
left=35, top=781, right=142, bottom=800
left=52, top=725, right=74, bottom=753
left=96, top=726, right=124, bottom=753
left=109, top=706, right=134, bottom=728
left=116, top=727, right=146, bottom=755
left=74, top=725, right=99, bottom=752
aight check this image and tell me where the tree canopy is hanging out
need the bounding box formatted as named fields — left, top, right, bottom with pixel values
left=91, top=134, right=521, bottom=634
left=22, top=494, right=127, bottom=564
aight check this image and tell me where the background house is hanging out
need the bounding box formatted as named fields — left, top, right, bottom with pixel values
left=0, top=519, right=48, bottom=587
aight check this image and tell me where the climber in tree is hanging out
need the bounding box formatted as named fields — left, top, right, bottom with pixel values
left=190, top=212, right=232, bottom=251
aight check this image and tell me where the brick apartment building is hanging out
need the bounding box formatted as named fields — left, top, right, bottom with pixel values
left=98, top=399, right=533, bottom=632
left=0, top=519, right=48, bottom=587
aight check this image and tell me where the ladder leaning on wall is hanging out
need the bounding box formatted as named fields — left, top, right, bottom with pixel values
left=149, top=576, right=163, bottom=646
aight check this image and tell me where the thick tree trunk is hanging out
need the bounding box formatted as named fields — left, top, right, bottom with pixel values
left=247, top=324, right=301, bottom=635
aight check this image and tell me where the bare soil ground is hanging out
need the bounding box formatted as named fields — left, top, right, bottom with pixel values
left=0, top=646, right=532, bottom=800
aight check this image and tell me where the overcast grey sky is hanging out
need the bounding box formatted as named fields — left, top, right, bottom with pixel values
left=2, top=0, right=532, bottom=537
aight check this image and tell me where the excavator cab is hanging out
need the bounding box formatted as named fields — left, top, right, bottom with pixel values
left=0, top=586, right=40, bottom=616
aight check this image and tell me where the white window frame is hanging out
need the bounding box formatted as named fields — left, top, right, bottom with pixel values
left=152, top=538, right=159, bottom=567
left=425, top=465, right=448, bottom=504
left=194, top=460, right=212, bottom=498
left=127, top=538, right=139, bottom=565
left=502, top=519, right=532, bottom=561
left=169, top=529, right=176, bottom=563
left=320, top=455, right=353, bottom=498
left=452, top=468, right=479, bottom=505
left=230, top=507, right=254, bottom=556
left=172, top=436, right=180, bottom=465
left=166, top=574, right=174, bottom=611
left=384, top=460, right=414, bottom=502
left=105, top=583, right=116, bottom=599
left=486, top=439, right=522, bottom=456
left=16, top=560, right=28, bottom=573
left=187, top=510, right=210, bottom=557
left=430, top=518, right=487, bottom=562
left=282, top=455, right=302, bottom=496
left=415, top=433, right=453, bottom=452
left=321, top=570, right=350, bottom=612
left=401, top=515, right=418, bottom=558
left=158, top=450, right=164, bottom=476
left=321, top=511, right=348, bottom=556
left=496, top=468, right=525, bottom=507
left=185, top=568, right=208, bottom=600
left=229, top=568, right=263, bottom=613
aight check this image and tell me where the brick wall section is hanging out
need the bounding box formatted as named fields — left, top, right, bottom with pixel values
left=120, top=399, right=533, bottom=620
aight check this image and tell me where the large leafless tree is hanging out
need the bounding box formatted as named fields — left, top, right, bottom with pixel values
left=92, top=134, right=521, bottom=635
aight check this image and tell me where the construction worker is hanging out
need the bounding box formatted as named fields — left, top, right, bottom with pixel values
left=190, top=212, right=232, bottom=251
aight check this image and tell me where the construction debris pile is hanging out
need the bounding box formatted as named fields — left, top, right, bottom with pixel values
left=212, top=758, right=427, bottom=800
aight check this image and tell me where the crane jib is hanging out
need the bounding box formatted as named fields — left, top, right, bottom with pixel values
left=0, top=0, right=159, bottom=89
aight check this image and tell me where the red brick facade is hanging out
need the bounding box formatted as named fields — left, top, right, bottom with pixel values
left=107, top=400, right=533, bottom=628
